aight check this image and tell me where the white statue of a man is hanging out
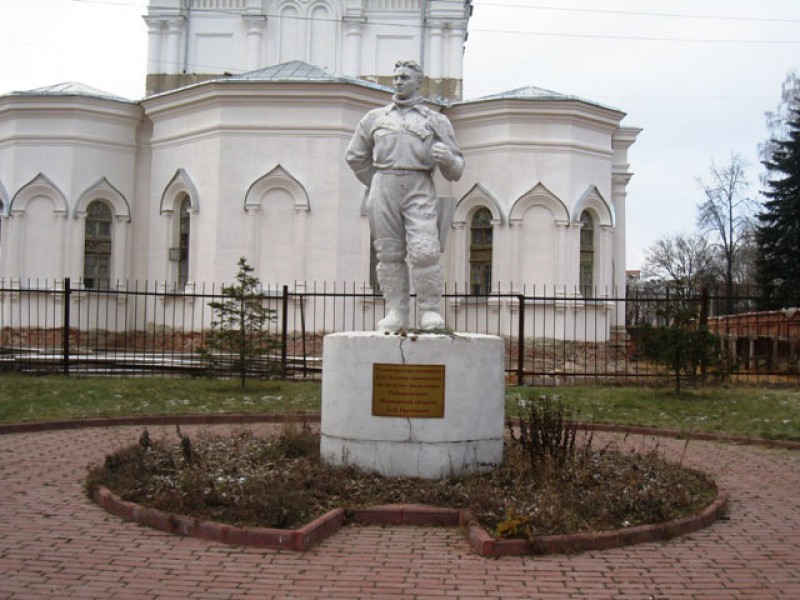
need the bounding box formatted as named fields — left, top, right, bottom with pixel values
left=346, top=60, right=464, bottom=331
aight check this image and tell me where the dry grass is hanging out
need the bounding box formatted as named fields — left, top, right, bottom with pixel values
left=87, top=421, right=717, bottom=539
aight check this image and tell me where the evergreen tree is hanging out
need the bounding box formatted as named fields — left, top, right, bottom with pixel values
left=201, top=257, right=279, bottom=388
left=756, top=105, right=800, bottom=309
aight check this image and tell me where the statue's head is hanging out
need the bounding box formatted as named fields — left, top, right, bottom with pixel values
left=393, top=60, right=423, bottom=101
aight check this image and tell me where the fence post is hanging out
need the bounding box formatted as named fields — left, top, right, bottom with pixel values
left=63, top=277, right=71, bottom=376
left=299, top=295, right=307, bottom=379
left=517, top=293, right=525, bottom=386
left=281, top=284, right=289, bottom=376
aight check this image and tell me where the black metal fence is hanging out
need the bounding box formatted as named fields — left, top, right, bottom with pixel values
left=1, top=278, right=798, bottom=384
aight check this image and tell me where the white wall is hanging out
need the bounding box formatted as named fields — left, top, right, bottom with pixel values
left=0, top=95, right=141, bottom=283
left=144, top=0, right=470, bottom=84
left=445, top=97, right=628, bottom=294
left=0, top=77, right=637, bottom=340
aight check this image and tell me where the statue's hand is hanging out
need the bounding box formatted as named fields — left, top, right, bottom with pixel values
left=432, top=142, right=455, bottom=168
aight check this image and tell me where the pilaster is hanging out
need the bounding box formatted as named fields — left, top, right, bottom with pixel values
left=164, top=17, right=185, bottom=75
left=114, top=215, right=131, bottom=283
left=292, top=206, right=309, bottom=284
left=597, top=224, right=614, bottom=298
left=509, top=218, right=523, bottom=290
left=144, top=17, right=165, bottom=74
left=244, top=207, right=259, bottom=271
left=243, top=14, right=267, bottom=71
left=343, top=15, right=366, bottom=77
left=427, top=22, right=444, bottom=80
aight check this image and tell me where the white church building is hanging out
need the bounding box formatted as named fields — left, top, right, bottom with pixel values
left=0, top=0, right=639, bottom=340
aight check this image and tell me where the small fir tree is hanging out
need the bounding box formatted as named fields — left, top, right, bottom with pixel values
left=756, top=105, right=800, bottom=310
left=202, top=257, right=279, bottom=388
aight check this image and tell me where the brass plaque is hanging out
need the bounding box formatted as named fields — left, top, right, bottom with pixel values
left=372, top=363, right=446, bottom=418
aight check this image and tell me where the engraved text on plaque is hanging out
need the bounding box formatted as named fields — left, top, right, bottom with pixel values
left=372, top=363, right=445, bottom=418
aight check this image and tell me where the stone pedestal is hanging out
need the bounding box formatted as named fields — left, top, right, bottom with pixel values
left=320, top=331, right=505, bottom=479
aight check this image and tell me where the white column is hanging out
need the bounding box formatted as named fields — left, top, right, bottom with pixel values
left=343, top=17, right=366, bottom=77
left=555, top=222, right=570, bottom=294
left=446, top=26, right=464, bottom=81
left=598, top=225, right=614, bottom=298
left=165, top=18, right=184, bottom=75
left=144, top=17, right=164, bottom=73
left=113, top=217, right=131, bottom=283
left=573, top=223, right=584, bottom=295
left=244, top=207, right=259, bottom=271
left=292, top=207, right=309, bottom=284
left=0, top=215, right=4, bottom=279
left=185, top=206, right=198, bottom=285
left=161, top=210, right=174, bottom=283
left=0, top=214, right=16, bottom=278
left=428, top=22, right=444, bottom=79
left=54, top=213, right=67, bottom=281
left=611, top=126, right=640, bottom=324
left=488, top=219, right=502, bottom=291
left=11, top=212, right=25, bottom=280
left=611, top=172, right=631, bottom=331
left=451, top=222, right=466, bottom=286
left=612, top=173, right=630, bottom=297
left=509, top=219, right=522, bottom=292
left=68, top=212, right=82, bottom=282
left=243, top=15, right=266, bottom=71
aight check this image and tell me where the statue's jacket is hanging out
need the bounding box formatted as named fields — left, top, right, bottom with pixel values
left=345, top=102, right=464, bottom=188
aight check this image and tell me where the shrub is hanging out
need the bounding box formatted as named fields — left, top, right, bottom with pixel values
left=636, top=300, right=721, bottom=392
left=507, top=395, right=586, bottom=468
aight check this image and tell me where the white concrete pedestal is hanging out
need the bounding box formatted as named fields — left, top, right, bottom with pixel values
left=320, top=331, right=505, bottom=479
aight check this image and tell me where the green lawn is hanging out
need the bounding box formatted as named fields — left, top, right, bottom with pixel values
left=508, top=386, right=800, bottom=441
left=1, top=375, right=798, bottom=441
left=0, top=377, right=321, bottom=423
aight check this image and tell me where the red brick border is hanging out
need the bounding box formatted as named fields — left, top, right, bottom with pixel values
left=462, top=489, right=728, bottom=557
left=92, top=484, right=345, bottom=552
left=0, top=413, right=758, bottom=557
left=91, top=483, right=727, bottom=557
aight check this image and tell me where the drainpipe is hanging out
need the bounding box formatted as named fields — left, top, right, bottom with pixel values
left=183, top=0, right=191, bottom=73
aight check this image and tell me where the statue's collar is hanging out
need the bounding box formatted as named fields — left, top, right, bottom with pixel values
left=391, top=94, right=423, bottom=109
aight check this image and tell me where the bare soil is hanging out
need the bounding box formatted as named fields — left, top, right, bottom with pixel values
left=87, top=422, right=718, bottom=539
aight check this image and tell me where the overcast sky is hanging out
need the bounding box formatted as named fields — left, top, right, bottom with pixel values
left=1, top=0, right=799, bottom=270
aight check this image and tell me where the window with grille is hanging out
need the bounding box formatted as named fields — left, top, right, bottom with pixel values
left=469, top=207, right=493, bottom=295
left=84, top=200, right=112, bottom=289
left=579, top=210, right=594, bottom=298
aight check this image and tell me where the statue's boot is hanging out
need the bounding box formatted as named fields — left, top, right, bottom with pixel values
left=374, top=239, right=410, bottom=332
left=415, top=263, right=445, bottom=330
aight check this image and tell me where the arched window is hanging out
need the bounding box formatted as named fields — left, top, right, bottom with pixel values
left=579, top=210, right=594, bottom=298
left=84, top=200, right=113, bottom=289
left=469, top=207, right=493, bottom=295
left=177, top=195, right=191, bottom=289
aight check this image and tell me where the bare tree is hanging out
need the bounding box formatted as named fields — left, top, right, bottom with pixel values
left=731, top=221, right=759, bottom=292
left=642, top=232, right=718, bottom=297
left=696, top=154, right=758, bottom=313
left=759, top=70, right=800, bottom=180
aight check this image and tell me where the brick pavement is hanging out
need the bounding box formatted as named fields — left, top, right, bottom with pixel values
left=1, top=423, right=799, bottom=599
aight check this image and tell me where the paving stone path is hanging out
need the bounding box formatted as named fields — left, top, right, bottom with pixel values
left=1, top=423, right=799, bottom=599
